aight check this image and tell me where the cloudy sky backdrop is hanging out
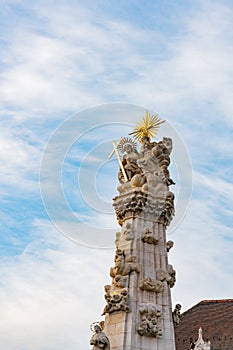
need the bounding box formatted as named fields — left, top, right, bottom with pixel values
left=1, top=1, right=233, bottom=349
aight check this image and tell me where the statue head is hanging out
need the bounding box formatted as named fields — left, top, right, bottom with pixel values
left=167, top=240, right=174, bottom=250
left=94, top=324, right=101, bottom=333
left=123, top=143, right=133, bottom=154
left=144, top=227, right=152, bottom=235
left=141, top=135, right=150, bottom=145
left=120, top=288, right=128, bottom=296
left=126, top=255, right=137, bottom=262
left=104, top=285, right=111, bottom=293
left=145, top=277, right=152, bottom=283
left=125, top=222, right=131, bottom=229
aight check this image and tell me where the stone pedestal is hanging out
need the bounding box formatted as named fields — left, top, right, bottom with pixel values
left=103, top=189, right=176, bottom=350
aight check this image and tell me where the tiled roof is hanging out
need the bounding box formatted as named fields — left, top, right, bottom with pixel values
left=174, top=299, right=233, bottom=350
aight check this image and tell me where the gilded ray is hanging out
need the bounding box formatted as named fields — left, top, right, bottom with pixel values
left=129, top=111, right=165, bottom=142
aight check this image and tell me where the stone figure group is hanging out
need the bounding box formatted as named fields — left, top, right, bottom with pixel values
left=110, top=249, right=140, bottom=279
left=137, top=303, right=163, bottom=338
left=117, top=136, right=175, bottom=196
left=102, top=285, right=129, bottom=315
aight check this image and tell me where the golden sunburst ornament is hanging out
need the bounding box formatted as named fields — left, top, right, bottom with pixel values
left=129, top=111, right=165, bottom=143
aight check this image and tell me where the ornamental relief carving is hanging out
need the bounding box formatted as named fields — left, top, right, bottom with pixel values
left=102, top=285, right=129, bottom=315
left=141, top=226, right=159, bottom=244
left=137, top=303, right=162, bottom=337
left=110, top=249, right=140, bottom=278
left=157, top=264, right=176, bottom=288
left=139, top=277, right=163, bottom=293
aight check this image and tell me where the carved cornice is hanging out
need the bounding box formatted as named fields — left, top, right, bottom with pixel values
left=113, top=188, right=174, bottom=226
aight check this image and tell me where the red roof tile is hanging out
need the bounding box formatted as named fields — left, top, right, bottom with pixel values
left=174, top=299, right=233, bottom=350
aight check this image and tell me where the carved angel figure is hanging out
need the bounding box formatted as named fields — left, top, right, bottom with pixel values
left=90, top=324, right=110, bottom=350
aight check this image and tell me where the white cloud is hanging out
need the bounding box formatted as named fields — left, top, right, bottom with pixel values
left=194, top=171, right=233, bottom=200
left=1, top=0, right=233, bottom=132
left=171, top=198, right=233, bottom=311
left=0, top=125, right=41, bottom=193
left=1, top=0, right=233, bottom=348
left=0, top=219, right=113, bottom=350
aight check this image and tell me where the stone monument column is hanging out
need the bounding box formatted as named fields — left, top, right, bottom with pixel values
left=90, top=113, right=176, bottom=350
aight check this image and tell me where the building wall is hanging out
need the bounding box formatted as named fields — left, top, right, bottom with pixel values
left=174, top=300, right=233, bottom=350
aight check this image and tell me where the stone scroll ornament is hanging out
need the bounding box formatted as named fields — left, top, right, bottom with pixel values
left=137, top=303, right=163, bottom=337
left=89, top=321, right=110, bottom=350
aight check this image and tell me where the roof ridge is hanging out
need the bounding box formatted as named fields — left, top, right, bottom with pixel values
left=181, top=299, right=233, bottom=315
left=200, top=299, right=233, bottom=303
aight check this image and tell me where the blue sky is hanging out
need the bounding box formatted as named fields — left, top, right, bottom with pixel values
left=1, top=0, right=233, bottom=349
